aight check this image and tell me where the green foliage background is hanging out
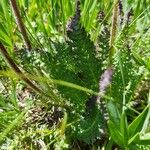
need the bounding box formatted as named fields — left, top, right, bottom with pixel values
left=0, top=0, right=150, bottom=149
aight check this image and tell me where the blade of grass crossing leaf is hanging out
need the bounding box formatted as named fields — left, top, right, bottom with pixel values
left=0, top=70, right=113, bottom=100
left=0, top=70, right=144, bottom=115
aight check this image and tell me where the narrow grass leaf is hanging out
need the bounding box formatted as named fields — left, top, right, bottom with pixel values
left=0, top=109, right=27, bottom=142
left=120, top=112, right=128, bottom=146
left=128, top=105, right=149, bottom=138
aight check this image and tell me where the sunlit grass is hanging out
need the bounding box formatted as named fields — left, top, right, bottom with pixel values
left=0, top=0, right=150, bottom=149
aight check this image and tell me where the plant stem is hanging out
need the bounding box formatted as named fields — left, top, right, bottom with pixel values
left=9, top=0, right=32, bottom=50
left=109, top=0, right=119, bottom=64
left=0, top=42, right=39, bottom=92
left=0, top=43, right=70, bottom=109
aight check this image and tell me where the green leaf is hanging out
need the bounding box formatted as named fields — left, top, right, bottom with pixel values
left=120, top=112, right=128, bottom=146
left=76, top=106, right=105, bottom=143
left=129, top=133, right=150, bottom=145
left=108, top=120, right=124, bottom=146
left=128, top=106, right=149, bottom=138
left=128, top=132, right=140, bottom=145
left=107, top=101, right=121, bottom=127
left=132, top=51, right=146, bottom=67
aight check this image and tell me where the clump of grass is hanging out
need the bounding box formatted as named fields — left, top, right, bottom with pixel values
left=0, top=0, right=150, bottom=149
